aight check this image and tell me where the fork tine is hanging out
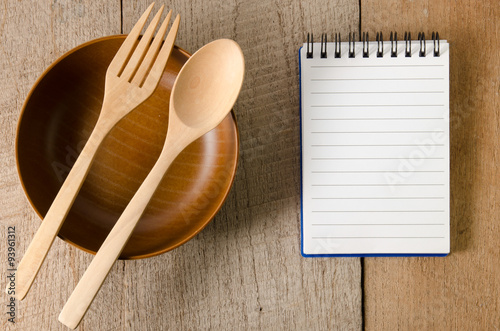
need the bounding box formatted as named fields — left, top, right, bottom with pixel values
left=142, top=14, right=180, bottom=90
left=131, top=10, right=172, bottom=86
left=120, top=5, right=165, bottom=81
left=107, top=2, right=155, bottom=75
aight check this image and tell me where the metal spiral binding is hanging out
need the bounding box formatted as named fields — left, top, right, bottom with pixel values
left=432, top=31, right=440, bottom=57
left=362, top=32, right=369, bottom=57
left=321, top=33, right=327, bottom=58
left=334, top=32, right=341, bottom=58
left=418, top=32, right=426, bottom=57
left=306, top=33, right=313, bottom=58
left=305, top=31, right=440, bottom=58
left=390, top=32, right=397, bottom=57
left=348, top=32, right=355, bottom=58
left=376, top=32, right=383, bottom=57
left=404, top=31, right=411, bottom=57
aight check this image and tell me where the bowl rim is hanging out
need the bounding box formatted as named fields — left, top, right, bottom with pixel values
left=15, top=35, right=240, bottom=259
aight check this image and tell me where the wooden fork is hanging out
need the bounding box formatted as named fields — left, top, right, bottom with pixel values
left=13, top=3, right=180, bottom=300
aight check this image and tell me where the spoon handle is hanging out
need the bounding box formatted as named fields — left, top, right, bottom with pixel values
left=58, top=146, right=179, bottom=330
left=13, top=119, right=111, bottom=300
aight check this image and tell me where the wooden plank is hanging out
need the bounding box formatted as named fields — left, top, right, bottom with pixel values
left=120, top=1, right=362, bottom=330
left=361, top=0, right=500, bottom=329
left=0, top=1, right=120, bottom=330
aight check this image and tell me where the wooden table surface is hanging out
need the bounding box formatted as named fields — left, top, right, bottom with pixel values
left=1, top=0, right=498, bottom=330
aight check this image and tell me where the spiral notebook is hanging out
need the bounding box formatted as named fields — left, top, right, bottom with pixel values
left=300, top=32, right=450, bottom=257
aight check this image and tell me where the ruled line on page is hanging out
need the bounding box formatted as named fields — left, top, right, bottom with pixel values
left=310, top=78, right=445, bottom=81
left=311, top=169, right=445, bottom=174
left=311, top=184, right=445, bottom=186
left=311, top=223, right=446, bottom=226
left=311, top=210, right=445, bottom=213
left=311, top=118, right=445, bottom=120
left=310, top=131, right=444, bottom=134
left=311, top=236, right=446, bottom=239
left=311, top=197, right=445, bottom=199
left=310, top=157, right=445, bottom=160
left=311, top=104, right=445, bottom=107
left=310, top=65, right=445, bottom=68
left=311, top=144, right=445, bottom=146
left=311, top=91, right=445, bottom=94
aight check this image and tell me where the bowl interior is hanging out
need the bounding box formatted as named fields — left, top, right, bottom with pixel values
left=16, top=36, right=239, bottom=259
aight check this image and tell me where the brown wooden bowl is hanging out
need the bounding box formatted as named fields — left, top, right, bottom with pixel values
left=16, top=36, right=239, bottom=259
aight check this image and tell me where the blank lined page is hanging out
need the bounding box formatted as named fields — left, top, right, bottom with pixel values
left=300, top=40, right=450, bottom=256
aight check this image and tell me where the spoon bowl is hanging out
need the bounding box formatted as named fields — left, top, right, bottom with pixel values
left=171, top=39, right=245, bottom=130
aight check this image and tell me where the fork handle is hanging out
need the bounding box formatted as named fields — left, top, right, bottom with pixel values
left=13, top=119, right=112, bottom=300
left=58, top=146, right=179, bottom=330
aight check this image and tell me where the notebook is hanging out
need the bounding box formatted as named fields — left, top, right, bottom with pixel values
left=300, top=32, right=450, bottom=257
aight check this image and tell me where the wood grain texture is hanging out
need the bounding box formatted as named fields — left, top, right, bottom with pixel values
left=1, top=0, right=362, bottom=330
left=119, top=1, right=362, bottom=330
left=0, top=1, right=120, bottom=330
left=361, top=0, right=500, bottom=330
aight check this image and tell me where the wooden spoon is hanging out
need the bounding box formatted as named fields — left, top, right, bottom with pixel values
left=58, top=39, right=245, bottom=329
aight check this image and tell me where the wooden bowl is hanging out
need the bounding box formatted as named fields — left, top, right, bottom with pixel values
left=16, top=36, right=239, bottom=259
